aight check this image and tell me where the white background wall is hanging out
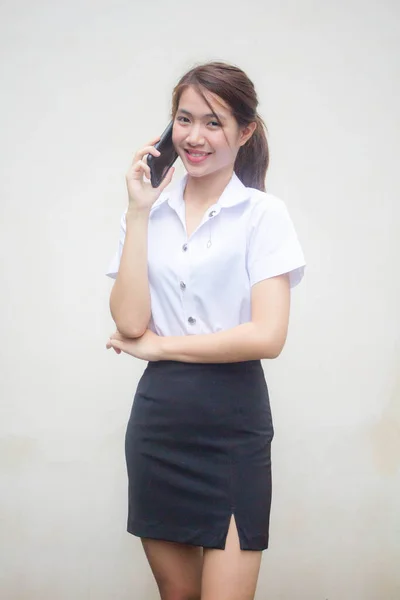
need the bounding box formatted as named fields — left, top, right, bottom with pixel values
left=1, top=1, right=399, bottom=598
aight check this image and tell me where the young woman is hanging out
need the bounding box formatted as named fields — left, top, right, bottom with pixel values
left=106, top=62, right=305, bottom=600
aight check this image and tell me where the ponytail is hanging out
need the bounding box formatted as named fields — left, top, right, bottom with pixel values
left=234, top=115, right=269, bottom=192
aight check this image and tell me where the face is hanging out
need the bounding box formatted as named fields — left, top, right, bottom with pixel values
left=172, top=86, right=256, bottom=180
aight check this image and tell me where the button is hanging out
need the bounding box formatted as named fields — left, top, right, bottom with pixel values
left=180, top=281, right=186, bottom=290
left=188, top=317, right=196, bottom=325
left=208, top=210, right=217, bottom=218
left=182, top=243, right=188, bottom=252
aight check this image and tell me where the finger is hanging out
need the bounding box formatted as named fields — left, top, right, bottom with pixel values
left=106, top=343, right=121, bottom=354
left=109, top=338, right=125, bottom=352
left=133, top=145, right=160, bottom=164
left=106, top=339, right=122, bottom=354
left=147, top=135, right=161, bottom=146
left=157, top=166, right=175, bottom=192
left=131, top=159, right=152, bottom=179
left=132, top=158, right=148, bottom=168
left=139, top=160, right=151, bottom=180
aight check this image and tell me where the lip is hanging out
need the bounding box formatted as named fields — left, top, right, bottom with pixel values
left=184, top=149, right=212, bottom=164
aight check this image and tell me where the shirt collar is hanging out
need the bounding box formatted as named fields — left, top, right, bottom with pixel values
left=151, top=172, right=251, bottom=215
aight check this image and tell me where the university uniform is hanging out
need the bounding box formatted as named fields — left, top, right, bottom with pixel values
left=106, top=172, right=305, bottom=550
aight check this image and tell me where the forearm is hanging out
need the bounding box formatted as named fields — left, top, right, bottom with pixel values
left=159, top=322, right=285, bottom=363
left=110, top=208, right=151, bottom=337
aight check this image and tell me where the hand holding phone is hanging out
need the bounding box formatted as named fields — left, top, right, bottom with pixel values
left=147, top=121, right=179, bottom=188
left=125, top=138, right=175, bottom=212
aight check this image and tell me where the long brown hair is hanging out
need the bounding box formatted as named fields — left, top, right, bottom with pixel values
left=171, top=61, right=269, bottom=192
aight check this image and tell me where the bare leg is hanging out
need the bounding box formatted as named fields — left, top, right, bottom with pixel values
left=201, top=515, right=262, bottom=600
left=141, top=538, right=203, bottom=600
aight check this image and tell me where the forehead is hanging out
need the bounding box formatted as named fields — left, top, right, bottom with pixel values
left=177, top=86, right=232, bottom=117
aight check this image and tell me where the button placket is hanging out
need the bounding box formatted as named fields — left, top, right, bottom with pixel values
left=180, top=236, right=195, bottom=331
left=180, top=234, right=205, bottom=332
left=179, top=208, right=221, bottom=332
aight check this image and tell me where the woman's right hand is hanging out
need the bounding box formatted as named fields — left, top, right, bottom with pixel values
left=125, top=138, right=175, bottom=212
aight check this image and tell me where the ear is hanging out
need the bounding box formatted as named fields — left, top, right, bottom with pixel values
left=239, top=121, right=257, bottom=147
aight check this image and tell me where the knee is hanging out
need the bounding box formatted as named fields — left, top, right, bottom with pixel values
left=159, top=582, right=200, bottom=600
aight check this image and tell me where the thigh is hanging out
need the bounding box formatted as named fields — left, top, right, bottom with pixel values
left=141, top=538, right=203, bottom=600
left=201, top=516, right=262, bottom=600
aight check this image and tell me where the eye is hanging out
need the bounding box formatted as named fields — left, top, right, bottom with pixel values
left=208, top=120, right=221, bottom=128
left=176, top=116, right=190, bottom=123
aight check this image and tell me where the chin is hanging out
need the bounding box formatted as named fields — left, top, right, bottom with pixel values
left=186, top=167, right=215, bottom=179
left=186, top=165, right=207, bottom=174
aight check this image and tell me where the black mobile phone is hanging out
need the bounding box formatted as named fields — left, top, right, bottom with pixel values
left=147, top=121, right=179, bottom=188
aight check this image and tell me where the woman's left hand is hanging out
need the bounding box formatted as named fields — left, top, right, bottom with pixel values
left=106, top=329, right=163, bottom=361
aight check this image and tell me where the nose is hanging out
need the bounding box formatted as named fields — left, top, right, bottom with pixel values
left=186, top=123, right=204, bottom=146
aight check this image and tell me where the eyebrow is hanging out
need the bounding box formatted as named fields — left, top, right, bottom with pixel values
left=177, top=109, right=226, bottom=121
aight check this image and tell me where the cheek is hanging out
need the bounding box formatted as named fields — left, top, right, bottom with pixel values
left=172, top=123, right=184, bottom=146
left=214, top=132, right=237, bottom=157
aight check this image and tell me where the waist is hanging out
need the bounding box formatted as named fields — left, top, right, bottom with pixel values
left=146, top=359, right=262, bottom=373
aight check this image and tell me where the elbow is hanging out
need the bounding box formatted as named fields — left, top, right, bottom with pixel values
left=111, top=311, right=148, bottom=338
left=109, top=297, right=149, bottom=339
left=257, top=328, right=287, bottom=360
left=264, top=344, right=284, bottom=359
left=110, top=310, right=149, bottom=339
left=116, top=322, right=147, bottom=339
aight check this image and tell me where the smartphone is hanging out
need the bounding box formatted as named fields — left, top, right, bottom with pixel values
left=147, top=121, right=179, bottom=188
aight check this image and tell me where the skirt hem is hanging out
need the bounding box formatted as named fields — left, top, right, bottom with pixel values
left=128, top=517, right=269, bottom=551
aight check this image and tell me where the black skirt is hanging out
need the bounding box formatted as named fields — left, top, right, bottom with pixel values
left=125, top=359, right=274, bottom=551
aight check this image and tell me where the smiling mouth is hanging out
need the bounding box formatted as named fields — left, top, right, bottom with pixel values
left=184, top=150, right=212, bottom=157
left=184, top=149, right=212, bottom=164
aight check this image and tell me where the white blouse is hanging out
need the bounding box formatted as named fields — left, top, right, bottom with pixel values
left=106, top=173, right=306, bottom=337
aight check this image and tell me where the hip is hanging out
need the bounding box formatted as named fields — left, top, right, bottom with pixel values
left=131, top=360, right=274, bottom=441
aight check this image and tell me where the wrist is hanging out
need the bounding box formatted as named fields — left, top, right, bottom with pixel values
left=126, top=205, right=151, bottom=220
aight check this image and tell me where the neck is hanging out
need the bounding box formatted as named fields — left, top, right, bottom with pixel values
left=184, top=167, right=234, bottom=207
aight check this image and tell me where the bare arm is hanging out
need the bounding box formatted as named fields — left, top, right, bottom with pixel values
left=107, top=274, right=291, bottom=360
left=159, top=274, right=291, bottom=362
left=109, top=207, right=151, bottom=338
left=108, top=139, right=175, bottom=338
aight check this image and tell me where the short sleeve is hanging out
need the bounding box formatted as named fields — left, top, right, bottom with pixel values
left=246, top=196, right=306, bottom=288
left=105, top=212, right=126, bottom=279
